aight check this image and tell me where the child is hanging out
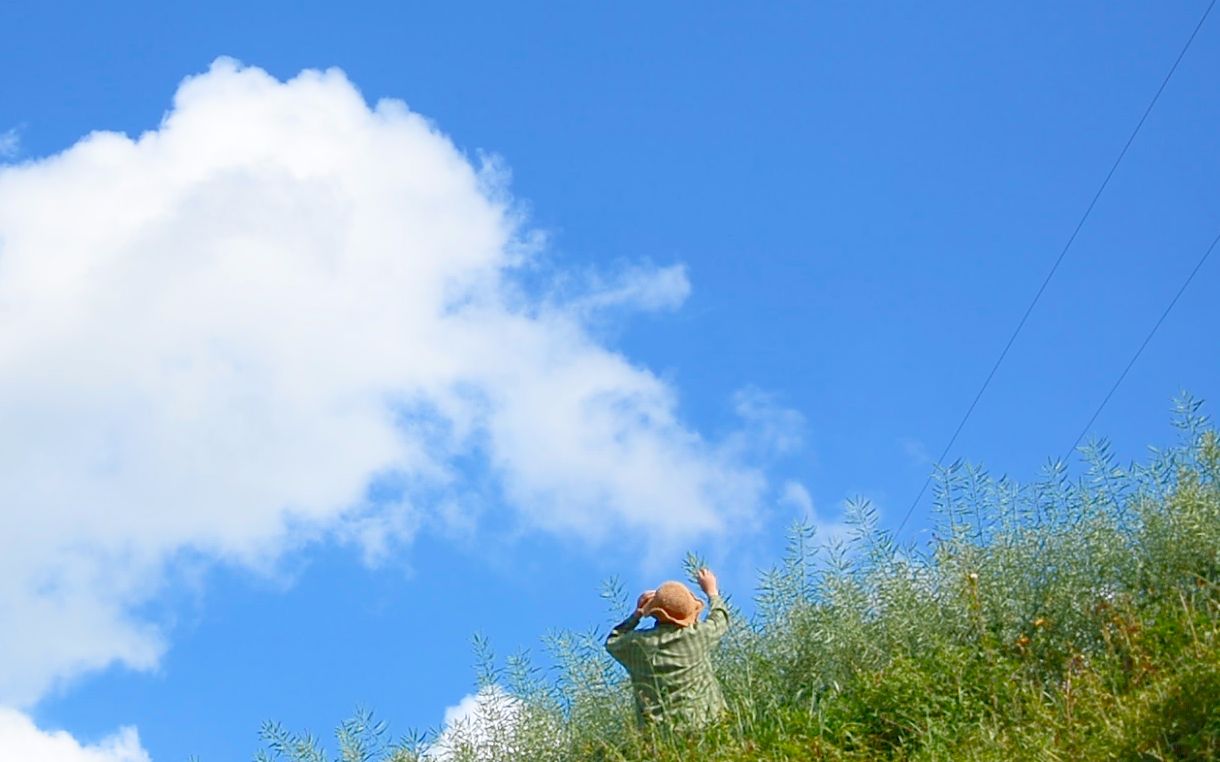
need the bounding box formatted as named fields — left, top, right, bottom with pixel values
left=605, top=568, right=728, bottom=728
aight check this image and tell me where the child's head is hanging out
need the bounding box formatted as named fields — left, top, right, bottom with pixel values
left=641, top=581, right=704, bottom=627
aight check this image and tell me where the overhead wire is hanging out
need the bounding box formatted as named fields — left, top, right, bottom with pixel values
left=1061, top=230, right=1219, bottom=464
left=893, top=0, right=1218, bottom=537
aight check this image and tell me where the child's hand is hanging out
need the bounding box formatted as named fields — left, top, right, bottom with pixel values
left=635, top=590, right=655, bottom=615
left=697, top=568, right=718, bottom=597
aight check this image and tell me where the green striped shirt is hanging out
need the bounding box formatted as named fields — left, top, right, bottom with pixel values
left=605, top=594, right=729, bottom=728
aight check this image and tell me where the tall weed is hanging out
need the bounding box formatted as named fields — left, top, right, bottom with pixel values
left=257, top=396, right=1220, bottom=761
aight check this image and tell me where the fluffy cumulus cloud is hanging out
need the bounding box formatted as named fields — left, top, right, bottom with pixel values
left=0, top=709, right=149, bottom=762
left=0, top=59, right=775, bottom=707
left=424, top=687, right=524, bottom=761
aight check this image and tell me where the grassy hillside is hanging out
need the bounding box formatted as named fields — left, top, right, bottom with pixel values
left=255, top=397, right=1220, bottom=761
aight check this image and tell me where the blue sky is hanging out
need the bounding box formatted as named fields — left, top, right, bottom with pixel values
left=1, top=2, right=1217, bottom=761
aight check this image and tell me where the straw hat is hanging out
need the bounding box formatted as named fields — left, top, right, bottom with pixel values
left=641, top=581, right=704, bottom=627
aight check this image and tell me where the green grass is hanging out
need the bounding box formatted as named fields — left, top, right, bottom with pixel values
left=255, top=396, right=1220, bottom=761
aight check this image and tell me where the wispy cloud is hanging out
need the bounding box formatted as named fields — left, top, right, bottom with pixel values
left=0, top=129, right=18, bottom=159
left=900, top=436, right=934, bottom=466
left=780, top=480, right=815, bottom=517
left=0, top=59, right=780, bottom=705
left=562, top=263, right=691, bottom=316
left=779, top=480, right=848, bottom=545
left=732, top=388, right=806, bottom=457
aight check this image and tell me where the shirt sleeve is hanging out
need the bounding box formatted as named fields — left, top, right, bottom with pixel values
left=605, top=613, right=642, bottom=663
left=698, top=593, right=730, bottom=643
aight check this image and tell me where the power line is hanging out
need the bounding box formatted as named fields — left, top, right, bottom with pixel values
left=1062, top=230, right=1219, bottom=463
left=894, top=0, right=1217, bottom=537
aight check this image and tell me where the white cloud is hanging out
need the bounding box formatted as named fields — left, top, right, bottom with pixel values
left=780, top=480, right=815, bottom=517
left=425, top=687, right=524, bottom=761
left=0, top=59, right=775, bottom=705
left=335, top=499, right=421, bottom=567
left=563, top=263, right=691, bottom=316
left=900, top=436, right=933, bottom=466
left=780, top=480, right=847, bottom=544
left=732, top=388, right=805, bottom=457
left=0, top=708, right=150, bottom=762
left=0, top=129, right=18, bottom=159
